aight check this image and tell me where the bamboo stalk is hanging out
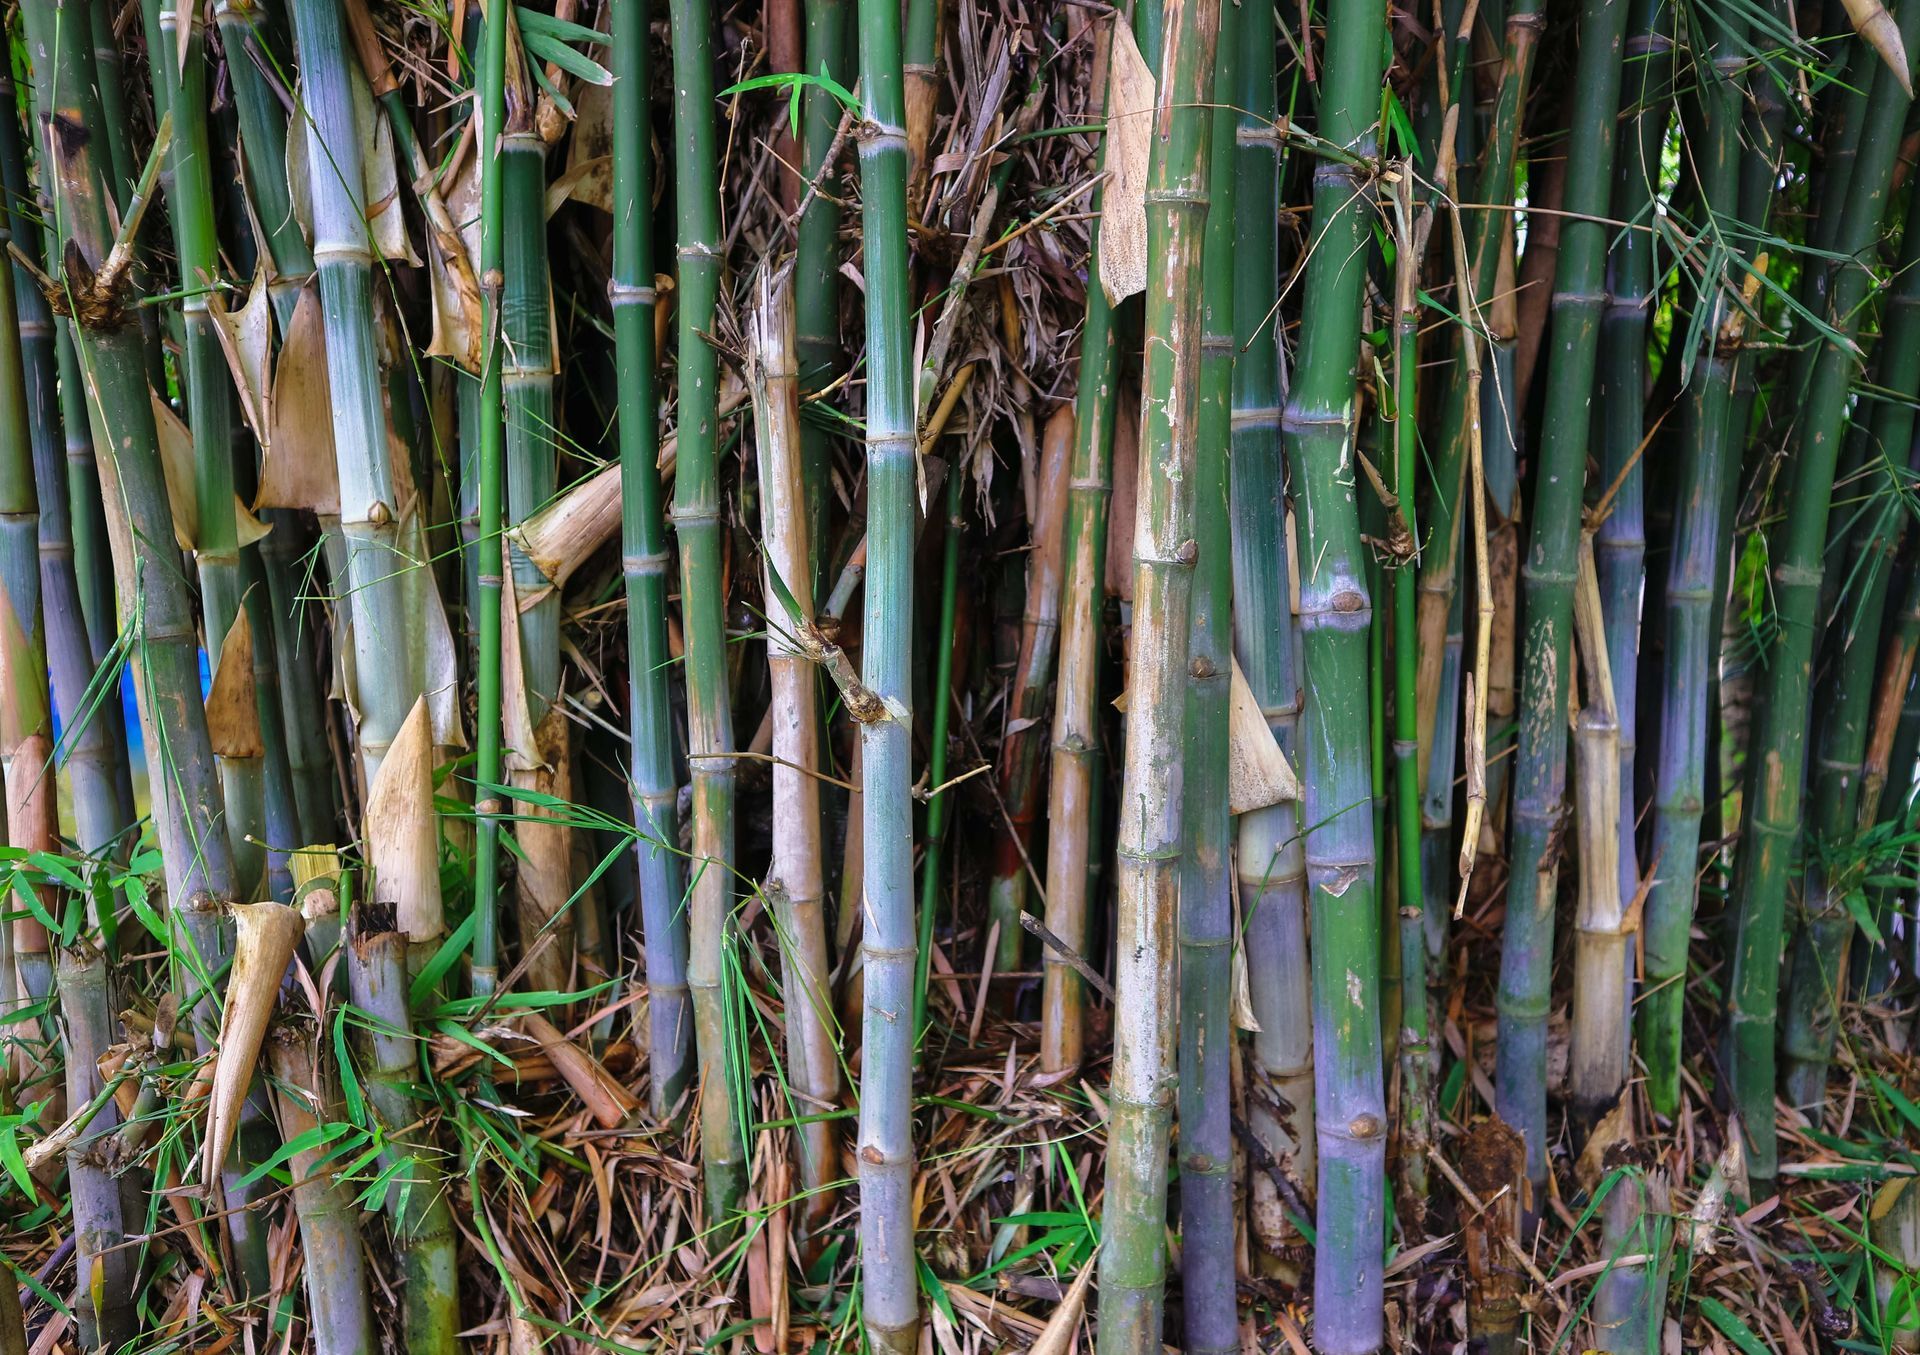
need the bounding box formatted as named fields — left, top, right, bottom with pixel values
left=985, top=405, right=1072, bottom=984
left=1723, top=14, right=1919, bottom=1186
left=1097, top=0, right=1221, bottom=1347
left=610, top=0, right=692, bottom=1122
left=669, top=0, right=747, bottom=1235
left=748, top=266, right=840, bottom=1246
left=1040, top=8, right=1128, bottom=1077
left=1176, top=24, right=1238, bottom=1350
left=1387, top=160, right=1430, bottom=1219
left=1592, top=0, right=1671, bottom=924
left=268, top=1024, right=378, bottom=1355
left=1228, top=0, right=1312, bottom=1261
left=1494, top=0, right=1633, bottom=1198
left=345, top=922, right=461, bottom=1355
left=916, top=448, right=964, bottom=1048
left=1780, top=169, right=1920, bottom=1114
left=1284, top=0, right=1389, bottom=1338
left=853, top=0, right=921, bottom=1336
left=1569, top=536, right=1627, bottom=1126
left=1636, top=0, right=1753, bottom=1118
left=796, top=0, right=848, bottom=594
left=1588, top=1157, right=1671, bottom=1355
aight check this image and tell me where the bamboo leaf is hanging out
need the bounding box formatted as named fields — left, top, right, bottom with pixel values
left=1698, top=1297, right=1774, bottom=1355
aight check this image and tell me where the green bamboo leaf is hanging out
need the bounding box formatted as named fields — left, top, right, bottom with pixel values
left=236, top=1120, right=350, bottom=1189
left=1699, top=1297, right=1774, bottom=1355
left=520, top=30, right=611, bottom=87
left=515, top=6, right=610, bottom=45
left=0, top=1116, right=34, bottom=1196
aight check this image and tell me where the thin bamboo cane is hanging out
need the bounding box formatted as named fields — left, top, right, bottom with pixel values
left=796, top=0, right=848, bottom=597
left=915, top=453, right=963, bottom=1047
left=1040, top=9, right=1128, bottom=1077
left=1388, top=161, right=1431, bottom=1218
left=1414, top=0, right=1540, bottom=941
left=1097, top=1, right=1221, bottom=1347
left=668, top=0, right=747, bottom=1234
left=1593, top=0, right=1671, bottom=924
left=985, top=404, right=1072, bottom=984
left=1780, top=171, right=1920, bottom=1112
left=1494, top=0, right=1634, bottom=1197
left=1176, top=24, right=1238, bottom=1350
left=853, top=0, right=921, bottom=1336
left=1636, top=0, right=1767, bottom=1116
left=1723, top=15, right=1919, bottom=1186
left=471, top=0, right=508, bottom=999
left=611, top=0, right=692, bottom=1122
left=1229, top=0, right=1312, bottom=1259
left=21, top=0, right=272, bottom=1294
left=748, top=267, right=841, bottom=1246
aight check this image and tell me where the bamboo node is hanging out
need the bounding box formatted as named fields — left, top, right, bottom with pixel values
left=1348, top=1113, right=1384, bottom=1140
left=1174, top=538, right=1198, bottom=566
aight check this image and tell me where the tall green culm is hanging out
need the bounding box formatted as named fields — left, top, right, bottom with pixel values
left=1099, top=0, right=1221, bottom=1349
left=286, top=0, right=423, bottom=793
left=1636, top=0, right=1750, bottom=1118
left=1494, top=0, right=1632, bottom=1198
left=853, top=0, right=920, bottom=1343
left=1177, top=21, right=1238, bottom=1353
left=1229, top=0, right=1313, bottom=1254
left=1724, top=14, right=1920, bottom=1182
left=1283, top=0, right=1388, bottom=1341
left=668, top=0, right=747, bottom=1230
left=611, top=0, right=691, bottom=1121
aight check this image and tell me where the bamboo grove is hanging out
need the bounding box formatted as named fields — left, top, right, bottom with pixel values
left=14, top=0, right=1920, bottom=1348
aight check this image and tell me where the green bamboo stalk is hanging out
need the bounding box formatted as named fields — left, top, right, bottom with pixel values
left=21, top=0, right=272, bottom=1295
left=1284, top=0, right=1388, bottom=1338
left=853, top=0, right=920, bottom=1338
left=1588, top=1160, right=1672, bottom=1354
left=1723, top=12, right=1920, bottom=1186
left=1779, top=170, right=1920, bottom=1113
left=1177, top=23, right=1238, bottom=1350
left=287, top=0, right=424, bottom=796
left=1387, top=165, right=1429, bottom=1216
left=470, top=0, right=508, bottom=998
left=796, top=0, right=847, bottom=598
left=1040, top=8, right=1131, bottom=1077
left=268, top=1025, right=377, bottom=1355
left=611, top=0, right=691, bottom=1123
left=344, top=922, right=460, bottom=1355
left=915, top=458, right=963, bottom=1049
left=1494, top=0, right=1634, bottom=1196
left=668, top=0, right=746, bottom=1233
left=1637, top=0, right=1753, bottom=1117
left=1228, top=0, right=1313, bottom=1256
left=1593, top=0, right=1672, bottom=921
left=1097, top=1, right=1221, bottom=1347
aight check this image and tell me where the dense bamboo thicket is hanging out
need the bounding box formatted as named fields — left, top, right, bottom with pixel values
left=17, top=0, right=1920, bottom=1350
